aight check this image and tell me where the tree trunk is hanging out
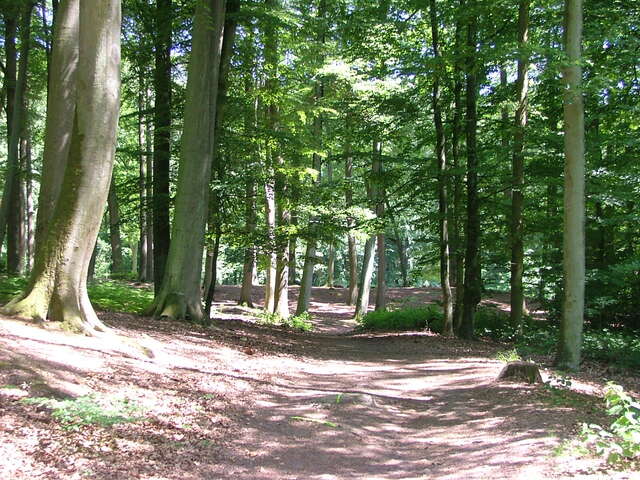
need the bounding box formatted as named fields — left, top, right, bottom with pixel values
left=148, top=0, right=226, bottom=322
left=138, top=81, right=149, bottom=281
left=354, top=237, right=376, bottom=318
left=152, top=0, right=172, bottom=293
left=262, top=0, right=280, bottom=315
left=556, top=0, right=585, bottom=370
left=459, top=0, right=481, bottom=340
left=24, top=136, right=35, bottom=271
left=430, top=0, right=453, bottom=336
left=239, top=59, right=258, bottom=307
left=145, top=110, right=154, bottom=281
left=373, top=140, right=386, bottom=311
left=33, top=0, right=78, bottom=255
left=345, top=143, right=358, bottom=305
left=510, top=0, right=530, bottom=333
left=239, top=174, right=257, bottom=307
left=205, top=0, right=240, bottom=317
left=2, top=0, right=122, bottom=335
left=264, top=179, right=277, bottom=313
left=1, top=3, right=34, bottom=261
left=107, top=178, right=124, bottom=275
left=451, top=8, right=465, bottom=333
left=204, top=228, right=222, bottom=318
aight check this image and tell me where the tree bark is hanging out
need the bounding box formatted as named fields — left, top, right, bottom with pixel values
left=451, top=7, right=465, bottom=333
left=239, top=54, right=258, bottom=307
left=152, top=0, right=172, bottom=293
left=33, top=0, right=78, bottom=254
left=148, top=0, right=226, bottom=323
left=345, top=142, right=358, bottom=305
left=1, top=3, right=34, bottom=261
left=137, top=81, right=148, bottom=281
left=510, top=0, right=530, bottom=333
left=430, top=0, right=453, bottom=336
left=354, top=237, right=376, bottom=318
left=373, top=140, right=386, bottom=311
left=239, top=176, right=257, bottom=307
left=107, top=177, right=124, bottom=275
left=556, top=0, right=585, bottom=370
left=2, top=0, right=122, bottom=335
left=459, top=0, right=481, bottom=340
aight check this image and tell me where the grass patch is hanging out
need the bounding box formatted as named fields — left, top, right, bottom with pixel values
left=495, top=348, right=522, bottom=363
left=87, top=280, right=154, bottom=314
left=21, top=395, right=145, bottom=430
left=257, top=311, right=314, bottom=332
left=358, top=305, right=443, bottom=332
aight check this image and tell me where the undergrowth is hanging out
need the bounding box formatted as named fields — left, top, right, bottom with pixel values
left=581, top=383, right=640, bottom=466
left=21, top=395, right=145, bottom=431
left=357, top=305, right=443, bottom=331
left=469, top=306, right=640, bottom=370
left=257, top=311, right=314, bottom=332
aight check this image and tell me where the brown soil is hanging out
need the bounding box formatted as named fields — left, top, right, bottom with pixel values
left=0, top=285, right=637, bottom=479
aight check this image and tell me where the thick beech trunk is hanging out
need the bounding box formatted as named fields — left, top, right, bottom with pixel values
left=510, top=0, right=530, bottom=332
left=149, top=0, right=226, bottom=322
left=459, top=0, right=481, bottom=340
left=430, top=0, right=453, bottom=336
left=556, top=0, right=585, bottom=370
left=152, top=0, right=172, bottom=293
left=2, top=0, right=122, bottom=335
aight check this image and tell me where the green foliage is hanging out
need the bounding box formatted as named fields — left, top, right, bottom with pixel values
left=358, top=305, right=442, bottom=332
left=257, top=311, right=314, bottom=332
left=21, top=395, right=145, bottom=431
left=495, top=348, right=522, bottom=363
left=581, top=383, right=640, bottom=465
left=87, top=280, right=154, bottom=314
left=0, top=276, right=27, bottom=303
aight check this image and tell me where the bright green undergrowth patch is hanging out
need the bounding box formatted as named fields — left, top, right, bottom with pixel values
left=358, top=305, right=443, bottom=331
left=87, top=280, right=154, bottom=314
left=581, top=383, right=640, bottom=466
left=494, top=348, right=522, bottom=363
left=0, top=276, right=27, bottom=303
left=21, top=395, right=145, bottom=430
left=257, top=311, right=314, bottom=332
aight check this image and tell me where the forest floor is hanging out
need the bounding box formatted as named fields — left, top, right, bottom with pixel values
left=1, top=285, right=638, bottom=479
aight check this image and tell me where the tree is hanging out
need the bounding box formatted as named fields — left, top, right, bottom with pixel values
left=429, top=0, right=453, bottom=336
left=556, top=0, right=585, bottom=370
left=459, top=0, right=481, bottom=340
left=509, top=0, right=530, bottom=333
left=0, top=1, right=35, bottom=272
left=1, top=0, right=122, bottom=334
left=147, top=0, right=226, bottom=322
left=152, top=0, right=172, bottom=290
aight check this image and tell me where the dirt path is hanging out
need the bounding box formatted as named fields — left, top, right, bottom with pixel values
left=0, top=286, right=635, bottom=479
